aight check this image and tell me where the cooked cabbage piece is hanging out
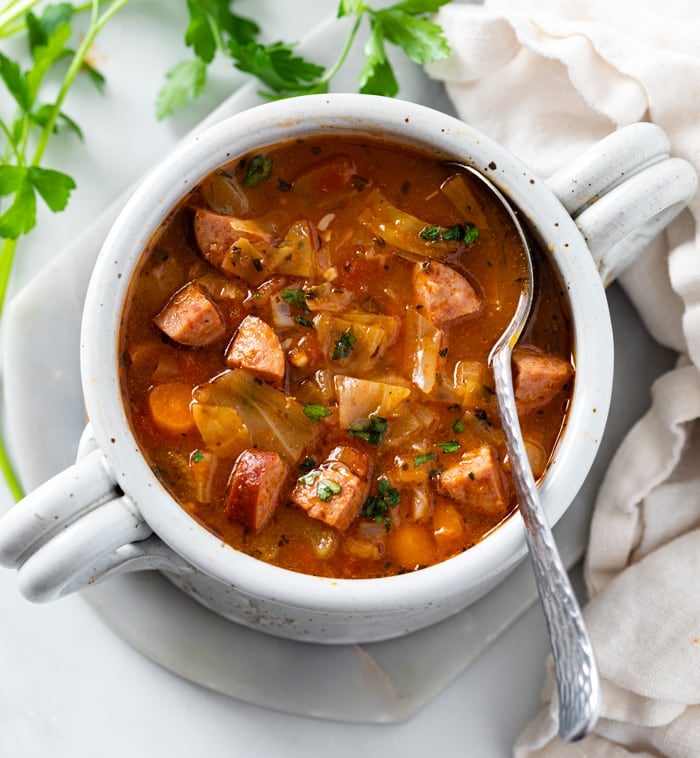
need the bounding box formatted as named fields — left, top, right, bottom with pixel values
left=403, top=308, right=444, bottom=394
left=272, top=220, right=316, bottom=277
left=192, top=368, right=316, bottom=463
left=313, top=311, right=399, bottom=373
left=334, top=375, right=411, bottom=429
left=357, top=188, right=457, bottom=259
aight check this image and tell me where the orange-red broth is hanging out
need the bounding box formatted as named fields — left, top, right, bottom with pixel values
left=120, top=136, right=574, bottom=579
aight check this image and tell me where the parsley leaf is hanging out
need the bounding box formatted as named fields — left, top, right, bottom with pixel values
left=299, top=470, right=321, bottom=486
left=419, top=225, right=441, bottom=241
left=332, top=327, right=356, bottom=360
left=0, top=176, right=36, bottom=240
left=463, top=222, right=479, bottom=245
left=452, top=418, right=465, bottom=434
left=348, top=417, right=388, bottom=446
left=414, top=452, right=436, bottom=467
left=242, top=154, right=273, bottom=187
left=418, top=222, right=479, bottom=244
left=27, top=166, right=75, bottom=212
left=156, top=58, right=208, bottom=120
left=359, top=19, right=398, bottom=97
left=436, top=440, right=461, bottom=454
left=232, top=40, right=326, bottom=96
left=191, top=449, right=204, bottom=463
left=281, top=288, right=307, bottom=310
left=299, top=456, right=317, bottom=474
left=375, top=7, right=450, bottom=65
left=303, top=404, right=332, bottom=422
left=362, top=476, right=400, bottom=529
left=318, top=479, right=342, bottom=502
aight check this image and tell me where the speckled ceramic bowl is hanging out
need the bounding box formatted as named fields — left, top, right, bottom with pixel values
left=0, top=94, right=694, bottom=643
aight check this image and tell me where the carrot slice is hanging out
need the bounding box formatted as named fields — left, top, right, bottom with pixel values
left=148, top=383, right=195, bottom=435
left=388, top=522, right=437, bottom=570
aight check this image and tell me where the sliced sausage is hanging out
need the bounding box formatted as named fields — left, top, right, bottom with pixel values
left=225, top=449, right=289, bottom=532
left=513, top=347, right=574, bottom=414
left=437, top=444, right=509, bottom=516
left=153, top=281, right=226, bottom=347
left=291, top=449, right=371, bottom=532
left=413, top=260, right=481, bottom=325
left=225, top=315, right=286, bottom=385
left=193, top=208, right=268, bottom=272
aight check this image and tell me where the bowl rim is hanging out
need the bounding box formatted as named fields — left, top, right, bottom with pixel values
left=81, top=93, right=613, bottom=613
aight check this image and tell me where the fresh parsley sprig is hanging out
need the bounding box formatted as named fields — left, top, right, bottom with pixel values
left=0, top=0, right=129, bottom=499
left=157, top=0, right=451, bottom=117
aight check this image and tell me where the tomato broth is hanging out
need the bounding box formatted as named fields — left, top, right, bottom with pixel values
left=119, top=135, right=574, bottom=579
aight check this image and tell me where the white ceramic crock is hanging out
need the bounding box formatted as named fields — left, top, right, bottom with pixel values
left=0, top=95, right=695, bottom=644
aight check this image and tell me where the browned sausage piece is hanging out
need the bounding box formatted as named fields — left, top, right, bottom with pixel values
left=438, top=444, right=509, bottom=517
left=225, top=449, right=289, bottom=532
left=513, top=347, right=574, bottom=414
left=193, top=208, right=268, bottom=272
left=225, top=315, right=286, bottom=386
left=153, top=282, right=226, bottom=347
left=413, top=260, right=481, bottom=325
left=292, top=449, right=371, bottom=532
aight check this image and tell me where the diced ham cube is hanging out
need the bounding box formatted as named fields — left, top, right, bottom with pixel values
left=437, top=445, right=509, bottom=516
left=153, top=282, right=226, bottom=347
left=513, top=347, right=574, bottom=414
left=226, top=315, right=286, bottom=385
left=193, top=208, right=268, bottom=273
left=292, top=449, right=371, bottom=532
left=225, top=449, right=289, bottom=532
left=413, top=260, right=481, bottom=325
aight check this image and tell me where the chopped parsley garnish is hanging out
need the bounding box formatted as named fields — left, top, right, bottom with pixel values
left=463, top=222, right=479, bottom=245
left=418, top=222, right=480, bottom=244
left=299, top=456, right=317, bottom=474
left=317, top=479, right=342, bottom=502
left=468, top=471, right=476, bottom=480
left=436, top=440, right=460, bottom=453
left=242, top=154, right=273, bottom=187
left=303, top=404, right=332, bottom=422
left=298, top=470, right=321, bottom=486
left=414, top=452, right=436, bottom=467
left=452, top=419, right=465, bottom=434
left=191, top=449, right=204, bottom=463
left=362, top=476, right=400, bottom=529
left=429, top=467, right=446, bottom=478
left=296, top=315, right=314, bottom=328
left=332, top=327, right=356, bottom=360
left=348, top=416, right=388, bottom=446
left=281, top=288, right=307, bottom=310
left=419, top=225, right=441, bottom=241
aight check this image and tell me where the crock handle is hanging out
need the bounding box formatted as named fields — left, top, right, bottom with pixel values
left=546, top=122, right=697, bottom=285
left=0, top=425, right=191, bottom=602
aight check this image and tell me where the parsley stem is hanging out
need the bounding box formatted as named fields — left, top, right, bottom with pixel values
left=31, top=0, right=132, bottom=167
left=0, top=236, right=22, bottom=501
left=317, top=11, right=364, bottom=87
left=0, top=0, right=41, bottom=35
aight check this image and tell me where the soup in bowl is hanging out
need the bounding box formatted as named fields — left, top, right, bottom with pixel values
left=0, top=94, right=692, bottom=643
left=121, top=134, right=572, bottom=580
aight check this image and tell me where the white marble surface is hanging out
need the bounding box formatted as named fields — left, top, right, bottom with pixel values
left=0, top=1, right=676, bottom=755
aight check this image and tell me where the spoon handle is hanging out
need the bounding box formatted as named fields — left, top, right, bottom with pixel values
left=492, top=348, right=601, bottom=742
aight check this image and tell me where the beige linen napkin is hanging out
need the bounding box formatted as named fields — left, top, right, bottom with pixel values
left=425, top=1, right=700, bottom=755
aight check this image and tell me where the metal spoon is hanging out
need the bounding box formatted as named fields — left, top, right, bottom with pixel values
left=449, top=164, right=601, bottom=741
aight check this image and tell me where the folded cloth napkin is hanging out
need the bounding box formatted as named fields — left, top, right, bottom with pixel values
left=426, top=1, right=700, bottom=755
